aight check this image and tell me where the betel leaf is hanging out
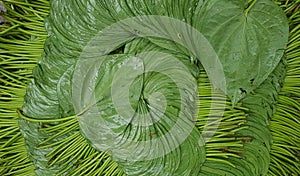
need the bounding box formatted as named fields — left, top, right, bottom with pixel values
left=18, top=0, right=289, bottom=175
left=194, top=0, right=289, bottom=104
left=70, top=13, right=227, bottom=174
left=73, top=52, right=206, bottom=176
left=20, top=0, right=210, bottom=175
left=19, top=1, right=129, bottom=174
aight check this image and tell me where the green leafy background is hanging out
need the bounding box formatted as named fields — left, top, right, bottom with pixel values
left=0, top=0, right=299, bottom=175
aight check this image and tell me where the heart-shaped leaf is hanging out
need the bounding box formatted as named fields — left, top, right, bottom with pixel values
left=194, top=0, right=289, bottom=104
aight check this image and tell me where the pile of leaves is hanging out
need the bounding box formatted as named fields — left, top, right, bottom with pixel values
left=0, top=0, right=299, bottom=175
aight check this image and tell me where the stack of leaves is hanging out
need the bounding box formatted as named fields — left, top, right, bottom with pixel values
left=0, top=0, right=299, bottom=175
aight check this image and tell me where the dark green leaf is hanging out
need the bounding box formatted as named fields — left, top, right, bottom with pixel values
left=195, top=0, right=289, bottom=104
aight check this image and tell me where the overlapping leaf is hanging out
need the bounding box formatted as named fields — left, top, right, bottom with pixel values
left=16, top=0, right=290, bottom=175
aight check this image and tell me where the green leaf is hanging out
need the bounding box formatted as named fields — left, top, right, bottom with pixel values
left=20, top=1, right=207, bottom=175
left=195, top=0, right=289, bottom=104
left=73, top=47, right=206, bottom=175
left=18, top=0, right=289, bottom=175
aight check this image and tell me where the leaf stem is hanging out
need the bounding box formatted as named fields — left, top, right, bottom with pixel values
left=17, top=109, right=77, bottom=123
left=245, top=0, right=258, bottom=16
